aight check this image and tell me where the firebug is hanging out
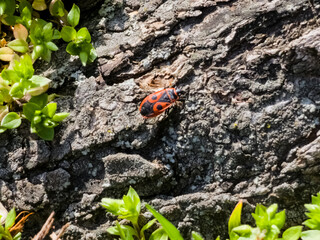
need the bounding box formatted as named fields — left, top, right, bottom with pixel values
left=139, top=88, right=182, bottom=118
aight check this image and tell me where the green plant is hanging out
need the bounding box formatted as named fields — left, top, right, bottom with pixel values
left=29, top=19, right=60, bottom=61
left=0, top=0, right=97, bottom=140
left=1, top=54, right=50, bottom=99
left=23, top=93, right=69, bottom=140
left=101, top=187, right=183, bottom=240
left=102, top=189, right=320, bottom=240
left=222, top=192, right=320, bottom=240
left=60, top=4, right=97, bottom=66
left=0, top=0, right=15, bottom=28
left=227, top=202, right=286, bottom=240
left=301, top=193, right=320, bottom=239
left=0, top=208, right=21, bottom=240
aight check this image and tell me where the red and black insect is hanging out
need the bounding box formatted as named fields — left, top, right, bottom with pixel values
left=139, top=88, right=182, bottom=118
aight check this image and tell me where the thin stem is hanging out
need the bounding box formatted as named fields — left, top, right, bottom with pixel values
left=132, top=221, right=141, bottom=239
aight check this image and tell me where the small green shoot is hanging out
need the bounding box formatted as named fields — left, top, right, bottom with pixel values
left=0, top=0, right=16, bottom=26
left=29, top=19, right=60, bottom=61
left=101, top=188, right=320, bottom=240
left=1, top=54, right=51, bottom=98
left=192, top=231, right=205, bottom=240
left=0, top=112, right=21, bottom=133
left=0, top=0, right=95, bottom=140
left=23, top=93, right=69, bottom=140
left=0, top=207, right=24, bottom=240
left=228, top=200, right=242, bottom=236
left=146, top=204, right=184, bottom=240
left=60, top=4, right=96, bottom=66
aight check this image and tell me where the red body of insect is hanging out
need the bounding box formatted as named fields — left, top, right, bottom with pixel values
left=139, top=88, right=181, bottom=118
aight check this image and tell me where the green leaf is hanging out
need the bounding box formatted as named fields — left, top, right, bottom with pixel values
left=17, top=6, right=32, bottom=29
left=43, top=118, right=58, bottom=128
left=312, top=193, right=320, bottom=205
left=29, top=75, right=51, bottom=87
left=9, top=82, right=25, bottom=99
left=13, top=232, right=22, bottom=240
left=32, top=45, right=42, bottom=60
left=23, top=102, right=41, bottom=121
left=229, top=201, right=243, bottom=235
left=116, top=222, right=127, bottom=240
left=140, top=219, right=157, bottom=240
left=27, top=84, right=49, bottom=96
left=120, top=187, right=141, bottom=224
left=5, top=208, right=15, bottom=230
left=67, top=4, right=80, bottom=27
left=101, top=198, right=123, bottom=215
left=0, top=105, right=9, bottom=122
left=301, top=230, right=320, bottom=240
left=229, top=230, right=239, bottom=240
left=76, top=27, right=91, bottom=42
left=192, top=231, right=205, bottom=240
left=48, top=93, right=59, bottom=102
left=29, top=93, right=48, bottom=109
left=79, top=51, right=88, bottom=66
left=231, top=225, right=252, bottom=236
left=33, top=115, right=41, bottom=124
left=66, top=42, right=79, bottom=55
left=303, top=193, right=320, bottom=231
left=52, top=112, right=69, bottom=122
left=88, top=46, right=97, bottom=63
left=0, top=127, right=7, bottom=133
left=0, top=47, right=14, bottom=61
left=52, top=29, right=61, bottom=40
left=304, top=204, right=320, bottom=213
left=1, top=112, right=21, bottom=129
left=49, top=0, right=65, bottom=17
left=0, top=0, right=15, bottom=16
left=34, top=123, right=54, bottom=140
left=42, top=102, right=57, bottom=118
left=215, top=236, right=221, bottom=240
left=267, top=204, right=278, bottom=219
left=271, top=210, right=286, bottom=230
left=40, top=47, right=52, bottom=62
left=2, top=14, right=16, bottom=25
left=43, top=22, right=53, bottom=41
left=0, top=83, right=11, bottom=104
left=282, top=226, right=302, bottom=240
left=107, top=225, right=138, bottom=239
left=266, top=224, right=280, bottom=239
left=146, top=204, right=184, bottom=240
left=1, top=69, right=20, bottom=83
left=61, top=26, right=76, bottom=42
left=252, top=204, right=268, bottom=229
left=19, top=0, right=32, bottom=14
left=32, top=45, right=44, bottom=60
left=149, top=228, right=169, bottom=240
left=45, top=42, right=58, bottom=51
left=32, top=0, right=47, bottom=11
left=8, top=39, right=29, bottom=53
left=14, top=54, right=34, bottom=79
left=303, top=219, right=320, bottom=230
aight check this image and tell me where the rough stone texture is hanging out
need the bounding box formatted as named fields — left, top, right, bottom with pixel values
left=1, top=0, right=320, bottom=239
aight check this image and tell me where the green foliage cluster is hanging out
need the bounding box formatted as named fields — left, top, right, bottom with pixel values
left=0, top=208, right=21, bottom=240
left=101, top=187, right=184, bottom=240
left=0, top=0, right=96, bottom=140
left=101, top=188, right=320, bottom=240
left=224, top=193, right=320, bottom=240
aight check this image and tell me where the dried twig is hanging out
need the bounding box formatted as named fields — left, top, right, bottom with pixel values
left=50, top=222, right=71, bottom=240
left=32, top=212, right=55, bottom=240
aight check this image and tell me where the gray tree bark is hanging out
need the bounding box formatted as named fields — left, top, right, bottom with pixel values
left=1, top=0, right=320, bottom=239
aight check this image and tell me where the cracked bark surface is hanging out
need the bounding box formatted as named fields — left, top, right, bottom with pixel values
left=1, top=0, right=320, bottom=239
